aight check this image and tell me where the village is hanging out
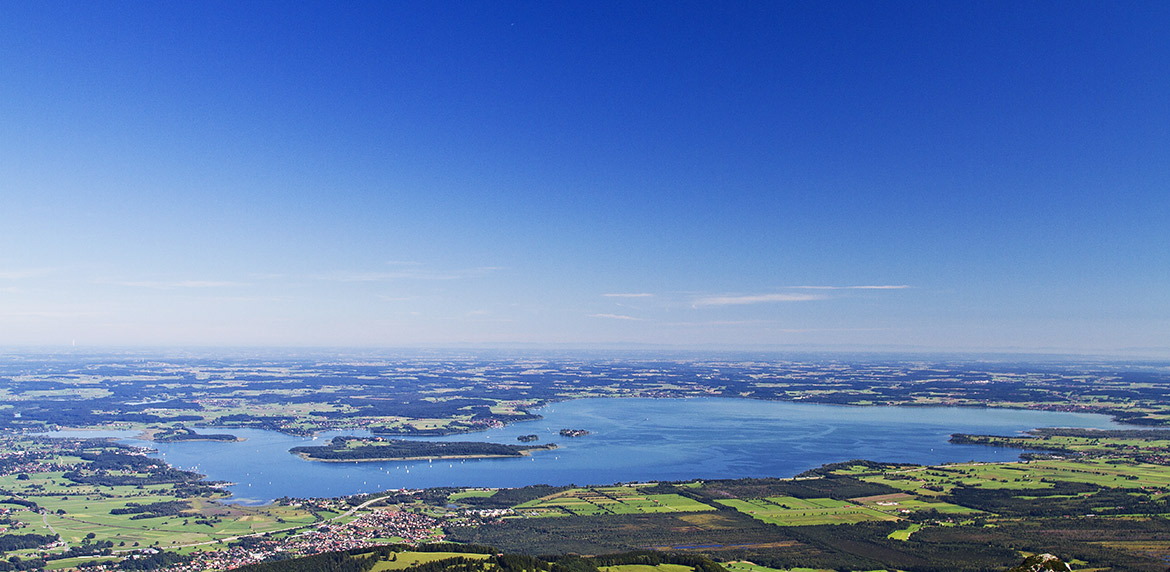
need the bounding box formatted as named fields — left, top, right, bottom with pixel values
left=70, top=505, right=447, bottom=572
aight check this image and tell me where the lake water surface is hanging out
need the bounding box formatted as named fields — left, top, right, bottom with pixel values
left=48, top=398, right=1134, bottom=504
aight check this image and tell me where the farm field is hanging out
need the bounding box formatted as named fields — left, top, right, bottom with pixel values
left=10, top=491, right=332, bottom=549
left=0, top=435, right=346, bottom=563
left=369, top=551, right=492, bottom=571
left=514, top=486, right=716, bottom=517
left=715, top=497, right=897, bottom=526
left=886, top=523, right=923, bottom=540
left=852, top=459, right=1170, bottom=495
left=447, top=490, right=496, bottom=501
left=721, top=562, right=787, bottom=572
left=600, top=564, right=694, bottom=572
left=450, top=441, right=1170, bottom=572
left=847, top=493, right=981, bottom=516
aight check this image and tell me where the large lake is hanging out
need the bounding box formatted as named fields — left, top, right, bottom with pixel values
left=51, top=398, right=1135, bottom=505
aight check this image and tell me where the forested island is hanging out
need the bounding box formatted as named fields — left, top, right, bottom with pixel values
left=151, top=426, right=240, bottom=442
left=290, top=436, right=556, bottom=462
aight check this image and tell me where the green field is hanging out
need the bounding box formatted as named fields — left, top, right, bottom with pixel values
left=15, top=498, right=328, bottom=549
left=0, top=438, right=335, bottom=553
left=723, top=564, right=874, bottom=572
left=715, top=497, right=897, bottom=526
left=853, top=458, right=1170, bottom=496
left=887, top=523, right=923, bottom=540
left=514, top=486, right=715, bottom=516
left=600, top=564, right=694, bottom=572
left=369, top=551, right=492, bottom=571
left=43, top=556, right=119, bottom=570
left=722, top=562, right=790, bottom=572
left=448, top=489, right=497, bottom=501
left=849, top=493, right=981, bottom=516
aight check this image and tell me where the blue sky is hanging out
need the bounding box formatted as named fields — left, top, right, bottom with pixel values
left=1, top=1, right=1168, bottom=354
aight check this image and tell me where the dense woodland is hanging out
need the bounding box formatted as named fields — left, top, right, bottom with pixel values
left=0, top=534, right=56, bottom=553
left=231, top=544, right=728, bottom=572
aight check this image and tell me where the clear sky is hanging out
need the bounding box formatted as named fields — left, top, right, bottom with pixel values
left=1, top=1, right=1168, bottom=355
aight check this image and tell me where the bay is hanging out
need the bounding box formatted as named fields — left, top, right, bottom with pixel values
left=46, top=398, right=1136, bottom=504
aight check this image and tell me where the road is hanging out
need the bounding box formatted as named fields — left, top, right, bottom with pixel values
left=42, top=511, right=67, bottom=550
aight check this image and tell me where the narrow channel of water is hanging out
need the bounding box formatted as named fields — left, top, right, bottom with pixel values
left=40, top=398, right=1134, bottom=504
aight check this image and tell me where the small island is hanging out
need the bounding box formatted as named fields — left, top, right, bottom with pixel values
left=517, top=434, right=539, bottom=442
left=559, top=428, right=590, bottom=437
left=290, top=436, right=556, bottom=462
left=152, top=427, right=240, bottom=442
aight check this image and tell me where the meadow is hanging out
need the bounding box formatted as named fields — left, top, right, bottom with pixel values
left=513, top=486, right=716, bottom=517
left=0, top=436, right=340, bottom=558
left=368, top=551, right=492, bottom=571
left=713, top=497, right=896, bottom=526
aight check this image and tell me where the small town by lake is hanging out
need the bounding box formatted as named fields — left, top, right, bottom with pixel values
left=51, top=397, right=1135, bottom=504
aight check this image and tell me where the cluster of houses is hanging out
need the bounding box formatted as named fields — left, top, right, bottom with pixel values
left=68, top=506, right=443, bottom=571
left=0, top=445, right=74, bottom=477
left=164, top=508, right=443, bottom=571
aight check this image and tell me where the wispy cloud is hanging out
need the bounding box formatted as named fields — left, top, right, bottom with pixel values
left=315, top=266, right=500, bottom=282
left=692, top=293, right=824, bottom=307
left=316, top=271, right=455, bottom=282
left=0, top=268, right=55, bottom=280
left=688, top=285, right=907, bottom=307
left=788, top=285, right=910, bottom=290
left=661, top=320, right=892, bottom=333
left=603, top=293, right=654, bottom=298
left=663, top=319, right=766, bottom=326
left=590, top=313, right=644, bottom=321
left=0, top=309, right=108, bottom=318
left=377, top=295, right=416, bottom=302
left=112, top=280, right=242, bottom=289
